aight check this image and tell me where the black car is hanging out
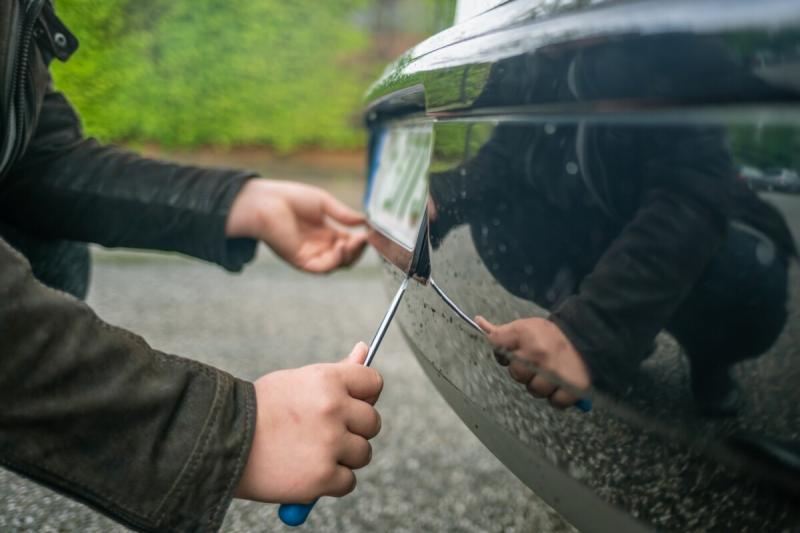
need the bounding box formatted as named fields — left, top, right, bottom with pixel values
left=363, top=1, right=800, bottom=531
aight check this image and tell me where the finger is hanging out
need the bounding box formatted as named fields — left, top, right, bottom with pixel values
left=508, top=358, right=535, bottom=384
left=474, top=315, right=495, bottom=334
left=339, top=232, right=368, bottom=267
left=339, top=364, right=384, bottom=402
left=527, top=374, right=557, bottom=398
left=345, top=399, right=381, bottom=438
left=342, top=342, right=369, bottom=365
left=323, top=466, right=357, bottom=497
left=426, top=196, right=438, bottom=221
left=480, top=320, right=521, bottom=352
left=338, top=434, right=372, bottom=470
left=302, top=241, right=346, bottom=273
left=324, top=196, right=366, bottom=226
left=549, top=388, right=579, bottom=409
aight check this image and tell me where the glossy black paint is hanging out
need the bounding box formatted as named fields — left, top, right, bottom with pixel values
left=364, top=1, right=800, bottom=531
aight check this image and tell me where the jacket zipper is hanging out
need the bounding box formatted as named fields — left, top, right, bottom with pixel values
left=1, top=0, right=46, bottom=175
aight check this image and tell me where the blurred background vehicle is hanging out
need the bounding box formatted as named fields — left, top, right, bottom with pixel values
left=743, top=165, right=800, bottom=193
left=738, top=164, right=768, bottom=187
left=764, top=167, right=800, bottom=192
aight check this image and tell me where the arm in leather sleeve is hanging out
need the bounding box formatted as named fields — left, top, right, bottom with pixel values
left=0, top=237, right=255, bottom=532
left=0, top=90, right=257, bottom=271
left=549, top=189, right=727, bottom=391
left=549, top=125, right=734, bottom=391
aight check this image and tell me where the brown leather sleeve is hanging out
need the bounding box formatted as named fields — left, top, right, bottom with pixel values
left=0, top=237, right=256, bottom=532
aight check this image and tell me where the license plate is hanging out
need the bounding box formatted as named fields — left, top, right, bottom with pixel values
left=364, top=123, right=433, bottom=251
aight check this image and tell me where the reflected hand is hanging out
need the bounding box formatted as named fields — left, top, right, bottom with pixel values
left=226, top=179, right=368, bottom=273
left=475, top=316, right=591, bottom=408
left=426, top=194, right=437, bottom=221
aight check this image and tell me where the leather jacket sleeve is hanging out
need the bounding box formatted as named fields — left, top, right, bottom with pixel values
left=549, top=126, right=733, bottom=391
left=0, top=88, right=257, bottom=272
left=549, top=189, right=726, bottom=391
left=0, top=236, right=256, bottom=532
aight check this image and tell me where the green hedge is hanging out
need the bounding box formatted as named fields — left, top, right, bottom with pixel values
left=51, top=0, right=379, bottom=151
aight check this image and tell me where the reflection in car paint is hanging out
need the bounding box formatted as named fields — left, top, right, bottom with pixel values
left=364, top=0, right=800, bottom=530
left=429, top=276, right=482, bottom=333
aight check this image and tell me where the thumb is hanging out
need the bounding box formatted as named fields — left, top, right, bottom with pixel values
left=342, top=342, right=369, bottom=365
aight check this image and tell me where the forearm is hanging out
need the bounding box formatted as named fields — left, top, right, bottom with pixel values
left=0, top=238, right=255, bottom=532
left=0, top=92, right=257, bottom=271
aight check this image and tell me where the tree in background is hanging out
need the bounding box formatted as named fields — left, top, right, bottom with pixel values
left=52, top=0, right=386, bottom=151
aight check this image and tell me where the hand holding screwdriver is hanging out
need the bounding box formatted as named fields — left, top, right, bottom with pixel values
left=278, top=276, right=410, bottom=526
left=236, top=343, right=383, bottom=522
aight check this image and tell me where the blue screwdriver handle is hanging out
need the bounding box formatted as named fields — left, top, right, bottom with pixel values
left=278, top=500, right=318, bottom=527
left=278, top=404, right=590, bottom=526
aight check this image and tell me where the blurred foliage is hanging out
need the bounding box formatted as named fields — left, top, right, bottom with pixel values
left=730, top=125, right=800, bottom=171
left=430, top=121, right=493, bottom=172
left=51, top=0, right=447, bottom=151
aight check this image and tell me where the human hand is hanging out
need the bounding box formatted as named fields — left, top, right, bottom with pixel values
left=475, top=316, right=590, bottom=408
left=234, top=342, right=383, bottom=503
left=226, top=179, right=368, bottom=273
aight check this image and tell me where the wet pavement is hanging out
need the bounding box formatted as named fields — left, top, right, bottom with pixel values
left=0, top=246, right=574, bottom=533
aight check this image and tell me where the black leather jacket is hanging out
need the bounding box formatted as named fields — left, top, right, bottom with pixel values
left=1, top=2, right=257, bottom=531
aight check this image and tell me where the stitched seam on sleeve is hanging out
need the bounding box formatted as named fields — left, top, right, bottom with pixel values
left=152, top=373, right=227, bottom=529
left=0, top=450, right=161, bottom=531
left=207, top=380, right=254, bottom=528
left=3, top=243, right=223, bottom=522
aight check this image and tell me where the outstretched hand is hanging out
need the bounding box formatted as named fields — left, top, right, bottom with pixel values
left=226, top=179, right=368, bottom=273
left=475, top=316, right=591, bottom=409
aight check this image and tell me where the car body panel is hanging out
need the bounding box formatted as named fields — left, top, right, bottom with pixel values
left=366, top=0, right=800, bottom=114
left=363, top=1, right=800, bottom=530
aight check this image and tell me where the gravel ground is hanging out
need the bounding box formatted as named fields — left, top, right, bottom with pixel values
left=0, top=247, right=573, bottom=533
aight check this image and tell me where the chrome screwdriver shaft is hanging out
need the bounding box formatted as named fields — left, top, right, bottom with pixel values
left=277, top=275, right=411, bottom=527
left=365, top=276, right=409, bottom=367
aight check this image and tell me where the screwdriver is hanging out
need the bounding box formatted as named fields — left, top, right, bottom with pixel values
left=278, top=275, right=411, bottom=527
left=278, top=209, right=432, bottom=527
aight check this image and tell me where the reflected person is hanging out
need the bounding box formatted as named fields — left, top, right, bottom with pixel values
left=429, top=34, right=796, bottom=416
